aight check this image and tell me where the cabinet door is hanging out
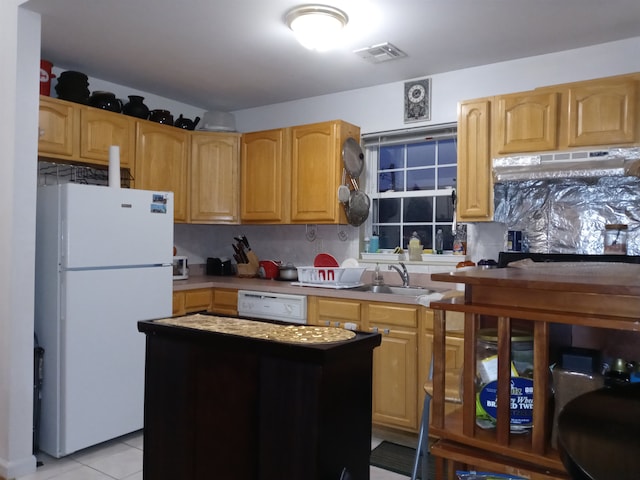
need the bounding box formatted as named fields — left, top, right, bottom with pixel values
left=172, top=291, right=185, bottom=316
left=368, top=303, right=419, bottom=431
left=457, top=100, right=493, bottom=222
left=191, top=133, right=240, bottom=224
left=240, top=129, right=290, bottom=223
left=80, top=107, right=135, bottom=168
left=184, top=288, right=212, bottom=313
left=494, top=91, right=558, bottom=154
left=135, top=122, right=189, bottom=222
left=38, top=96, right=78, bottom=158
left=211, top=288, right=238, bottom=316
left=291, top=121, right=357, bottom=224
left=567, top=78, right=637, bottom=147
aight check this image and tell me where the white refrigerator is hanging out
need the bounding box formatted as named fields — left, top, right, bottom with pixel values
left=34, top=183, right=174, bottom=458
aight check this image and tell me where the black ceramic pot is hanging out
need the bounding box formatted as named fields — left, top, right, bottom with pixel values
left=89, top=91, right=123, bottom=113
left=122, top=95, right=150, bottom=119
left=55, top=71, right=90, bottom=104
left=149, top=109, right=173, bottom=125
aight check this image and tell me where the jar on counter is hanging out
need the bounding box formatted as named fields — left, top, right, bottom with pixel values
left=475, top=328, right=534, bottom=433
left=604, top=224, right=628, bottom=255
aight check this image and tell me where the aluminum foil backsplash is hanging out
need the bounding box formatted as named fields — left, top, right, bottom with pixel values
left=493, top=148, right=640, bottom=255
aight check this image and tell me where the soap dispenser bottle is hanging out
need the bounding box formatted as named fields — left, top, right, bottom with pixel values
left=409, top=231, right=422, bottom=261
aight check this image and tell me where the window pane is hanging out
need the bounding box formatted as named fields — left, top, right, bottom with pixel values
left=378, top=171, right=404, bottom=193
left=438, top=139, right=457, bottom=165
left=376, top=198, right=401, bottom=223
left=404, top=197, right=432, bottom=222
left=378, top=226, right=400, bottom=250
left=407, top=168, right=435, bottom=191
left=407, top=142, right=435, bottom=168
left=379, top=145, right=404, bottom=170
left=435, top=195, right=454, bottom=222
left=438, top=166, right=457, bottom=189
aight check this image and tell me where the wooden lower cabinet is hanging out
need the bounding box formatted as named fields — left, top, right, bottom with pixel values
left=172, top=288, right=212, bottom=316
left=307, top=295, right=464, bottom=433
left=368, top=302, right=420, bottom=431
left=211, top=288, right=238, bottom=316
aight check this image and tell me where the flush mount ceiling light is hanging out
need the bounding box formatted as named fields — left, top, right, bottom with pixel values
left=286, top=4, right=349, bottom=51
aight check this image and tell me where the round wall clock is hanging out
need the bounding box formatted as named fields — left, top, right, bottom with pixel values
left=404, top=78, right=431, bottom=123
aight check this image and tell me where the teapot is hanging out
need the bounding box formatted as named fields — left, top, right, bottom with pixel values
left=149, top=109, right=173, bottom=125
left=174, top=114, right=200, bottom=130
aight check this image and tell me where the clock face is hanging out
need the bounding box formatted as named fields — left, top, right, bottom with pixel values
left=404, top=79, right=431, bottom=123
left=408, top=84, right=426, bottom=104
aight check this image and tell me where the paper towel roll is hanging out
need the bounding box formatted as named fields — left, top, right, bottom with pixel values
left=109, top=145, right=120, bottom=188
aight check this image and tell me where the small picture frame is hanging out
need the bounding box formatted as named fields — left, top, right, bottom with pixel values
left=404, top=78, right=431, bottom=123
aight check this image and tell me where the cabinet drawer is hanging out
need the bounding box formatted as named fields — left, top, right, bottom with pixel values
left=368, top=303, right=417, bottom=328
left=317, top=298, right=361, bottom=321
left=184, top=289, right=212, bottom=312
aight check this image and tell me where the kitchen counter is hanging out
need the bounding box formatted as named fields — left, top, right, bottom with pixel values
left=173, top=273, right=458, bottom=305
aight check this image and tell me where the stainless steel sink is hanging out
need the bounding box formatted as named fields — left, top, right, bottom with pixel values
left=353, top=284, right=432, bottom=296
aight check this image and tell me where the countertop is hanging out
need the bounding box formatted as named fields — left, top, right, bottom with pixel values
left=432, top=262, right=640, bottom=295
left=173, top=274, right=459, bottom=306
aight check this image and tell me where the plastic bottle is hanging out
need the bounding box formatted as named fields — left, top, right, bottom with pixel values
left=435, top=229, right=444, bottom=254
left=409, top=231, right=422, bottom=261
left=369, top=234, right=379, bottom=254
left=364, top=237, right=370, bottom=253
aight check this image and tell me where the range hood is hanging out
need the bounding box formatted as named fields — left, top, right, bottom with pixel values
left=493, top=148, right=640, bottom=183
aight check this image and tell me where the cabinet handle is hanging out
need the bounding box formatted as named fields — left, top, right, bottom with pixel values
left=334, top=321, right=341, bottom=327
left=372, top=327, right=379, bottom=333
left=39, top=128, right=45, bottom=138
left=383, top=328, right=390, bottom=335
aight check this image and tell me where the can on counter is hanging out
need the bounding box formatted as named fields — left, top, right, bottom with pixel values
left=475, top=328, right=534, bottom=433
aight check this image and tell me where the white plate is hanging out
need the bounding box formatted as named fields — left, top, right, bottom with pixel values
left=341, top=258, right=359, bottom=268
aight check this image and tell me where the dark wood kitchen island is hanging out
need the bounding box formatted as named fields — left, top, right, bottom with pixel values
left=138, top=314, right=381, bottom=480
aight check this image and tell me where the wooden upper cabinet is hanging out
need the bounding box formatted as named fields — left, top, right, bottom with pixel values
left=135, top=122, right=189, bottom=223
left=38, top=96, right=78, bottom=158
left=566, top=78, right=637, bottom=147
left=290, top=120, right=357, bottom=224
left=190, top=132, right=241, bottom=224
left=457, top=99, right=493, bottom=221
left=494, top=91, right=558, bottom=154
left=240, top=128, right=290, bottom=223
left=80, top=107, right=135, bottom=168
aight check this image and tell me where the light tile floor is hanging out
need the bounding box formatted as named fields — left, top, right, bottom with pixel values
left=19, top=431, right=410, bottom=480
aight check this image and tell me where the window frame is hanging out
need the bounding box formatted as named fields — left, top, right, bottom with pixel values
left=362, top=123, right=458, bottom=252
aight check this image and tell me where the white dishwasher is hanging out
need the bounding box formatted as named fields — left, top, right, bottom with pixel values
left=237, top=290, right=307, bottom=324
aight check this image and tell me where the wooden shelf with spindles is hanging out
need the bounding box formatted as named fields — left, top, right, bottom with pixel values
left=428, top=264, right=640, bottom=479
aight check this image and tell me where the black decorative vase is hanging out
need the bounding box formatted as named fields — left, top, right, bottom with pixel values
left=123, top=95, right=150, bottom=119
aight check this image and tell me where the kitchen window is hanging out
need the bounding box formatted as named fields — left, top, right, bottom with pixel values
left=362, top=123, right=457, bottom=252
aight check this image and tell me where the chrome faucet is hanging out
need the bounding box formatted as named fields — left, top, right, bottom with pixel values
left=388, top=262, right=410, bottom=287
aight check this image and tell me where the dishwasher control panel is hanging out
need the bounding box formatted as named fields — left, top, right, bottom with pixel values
left=237, top=290, right=307, bottom=324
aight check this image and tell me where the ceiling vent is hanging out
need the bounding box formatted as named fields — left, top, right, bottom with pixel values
left=353, top=42, right=407, bottom=63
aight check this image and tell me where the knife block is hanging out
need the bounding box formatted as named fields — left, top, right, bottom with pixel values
left=237, top=251, right=259, bottom=277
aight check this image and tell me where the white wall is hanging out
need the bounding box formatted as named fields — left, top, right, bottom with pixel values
left=0, top=3, right=40, bottom=478
left=233, top=37, right=640, bottom=134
